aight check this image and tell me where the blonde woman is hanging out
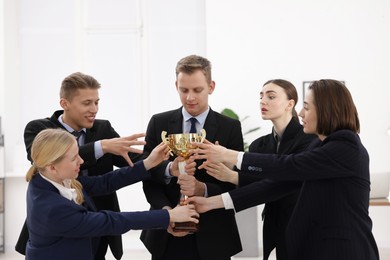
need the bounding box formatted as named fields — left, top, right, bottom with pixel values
left=25, top=128, right=198, bottom=260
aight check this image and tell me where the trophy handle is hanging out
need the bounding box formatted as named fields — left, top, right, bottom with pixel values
left=161, top=131, right=168, bottom=144
left=161, top=131, right=174, bottom=156
left=199, top=129, right=206, bottom=143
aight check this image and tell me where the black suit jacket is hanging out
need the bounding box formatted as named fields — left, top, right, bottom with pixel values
left=16, top=110, right=142, bottom=259
left=230, top=130, right=379, bottom=260
left=240, top=118, right=316, bottom=260
left=140, top=107, right=244, bottom=260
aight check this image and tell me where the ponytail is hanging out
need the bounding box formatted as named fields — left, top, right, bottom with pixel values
left=71, top=179, right=85, bottom=205
left=26, top=163, right=39, bottom=182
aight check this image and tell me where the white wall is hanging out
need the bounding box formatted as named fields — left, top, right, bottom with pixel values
left=1, top=0, right=208, bottom=253
left=1, top=0, right=389, bottom=254
left=205, top=0, right=390, bottom=173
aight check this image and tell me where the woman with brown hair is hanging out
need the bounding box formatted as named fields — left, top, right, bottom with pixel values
left=189, top=79, right=379, bottom=260
left=203, top=79, right=316, bottom=259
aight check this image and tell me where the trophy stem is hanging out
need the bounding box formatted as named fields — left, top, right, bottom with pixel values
left=178, top=161, right=187, bottom=175
left=178, top=161, right=188, bottom=202
left=175, top=161, right=198, bottom=233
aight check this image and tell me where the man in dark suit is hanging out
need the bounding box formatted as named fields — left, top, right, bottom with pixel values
left=16, top=72, right=144, bottom=260
left=140, top=55, right=243, bottom=260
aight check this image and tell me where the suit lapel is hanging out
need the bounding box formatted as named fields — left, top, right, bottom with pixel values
left=84, top=128, right=95, bottom=144
left=278, top=119, right=301, bottom=154
left=203, top=109, right=218, bottom=142
left=256, top=135, right=277, bottom=154
left=50, top=110, right=67, bottom=129
left=167, top=108, right=184, bottom=134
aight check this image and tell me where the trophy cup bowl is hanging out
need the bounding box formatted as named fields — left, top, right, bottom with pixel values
left=161, top=129, right=206, bottom=233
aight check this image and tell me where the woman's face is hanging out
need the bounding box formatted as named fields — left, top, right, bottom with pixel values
left=299, top=89, right=318, bottom=136
left=260, top=83, right=294, bottom=121
left=48, top=141, right=84, bottom=184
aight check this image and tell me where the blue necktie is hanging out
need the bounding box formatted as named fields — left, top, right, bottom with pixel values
left=189, top=117, right=197, bottom=133
left=72, top=131, right=88, bottom=176
left=71, top=131, right=82, bottom=145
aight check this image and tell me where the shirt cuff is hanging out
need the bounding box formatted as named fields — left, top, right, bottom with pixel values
left=221, top=192, right=235, bottom=210
left=236, top=152, right=244, bottom=170
left=164, top=162, right=173, bottom=184
left=203, top=183, right=208, bottom=197
left=94, top=141, right=103, bottom=160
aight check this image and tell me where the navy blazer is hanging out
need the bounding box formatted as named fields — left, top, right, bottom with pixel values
left=18, top=110, right=142, bottom=258
left=26, top=161, right=169, bottom=260
left=230, top=130, right=379, bottom=260
left=140, top=107, right=243, bottom=260
left=242, top=118, right=316, bottom=260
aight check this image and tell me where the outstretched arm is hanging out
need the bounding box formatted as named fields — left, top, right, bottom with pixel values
left=187, top=195, right=225, bottom=213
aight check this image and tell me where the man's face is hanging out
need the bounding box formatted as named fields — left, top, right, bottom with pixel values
left=60, top=88, right=99, bottom=131
left=175, top=70, right=215, bottom=117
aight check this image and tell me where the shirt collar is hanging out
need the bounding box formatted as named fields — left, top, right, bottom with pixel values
left=58, top=115, right=86, bottom=134
left=182, top=107, right=209, bottom=127
left=272, top=128, right=283, bottom=142
left=40, top=173, right=78, bottom=202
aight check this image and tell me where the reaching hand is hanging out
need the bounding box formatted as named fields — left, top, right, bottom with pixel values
left=177, top=174, right=205, bottom=197
left=101, top=133, right=146, bottom=166
left=170, top=157, right=196, bottom=177
left=190, top=142, right=239, bottom=167
left=187, top=195, right=224, bottom=214
left=162, top=205, right=192, bottom=237
left=201, top=162, right=239, bottom=185
left=168, top=204, right=199, bottom=224
left=143, top=142, right=170, bottom=170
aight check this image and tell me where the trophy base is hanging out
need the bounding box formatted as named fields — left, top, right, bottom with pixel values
left=173, top=222, right=199, bottom=233
left=175, top=195, right=198, bottom=233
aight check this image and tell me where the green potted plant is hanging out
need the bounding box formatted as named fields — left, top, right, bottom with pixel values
left=221, top=108, right=260, bottom=151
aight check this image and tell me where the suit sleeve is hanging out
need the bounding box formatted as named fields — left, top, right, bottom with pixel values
left=230, top=179, right=301, bottom=212
left=80, top=160, right=151, bottom=196
left=239, top=133, right=315, bottom=186
left=43, top=201, right=170, bottom=237
left=240, top=131, right=363, bottom=181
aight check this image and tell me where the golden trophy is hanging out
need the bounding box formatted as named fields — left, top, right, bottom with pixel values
left=161, top=129, right=206, bottom=233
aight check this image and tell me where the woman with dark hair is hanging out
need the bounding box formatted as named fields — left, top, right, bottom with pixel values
left=189, top=79, right=379, bottom=260
left=204, top=79, right=316, bottom=259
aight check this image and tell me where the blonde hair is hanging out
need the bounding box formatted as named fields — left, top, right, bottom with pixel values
left=26, top=128, right=84, bottom=205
